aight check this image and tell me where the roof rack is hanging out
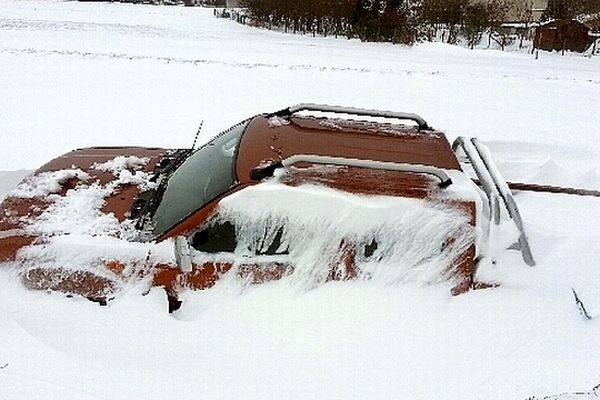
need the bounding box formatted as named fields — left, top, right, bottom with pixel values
left=453, top=137, right=535, bottom=266
left=273, top=103, right=431, bottom=131
left=281, top=154, right=452, bottom=188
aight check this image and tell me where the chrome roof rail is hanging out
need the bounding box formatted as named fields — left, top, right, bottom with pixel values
left=453, top=137, right=535, bottom=266
left=281, top=154, right=452, bottom=188
left=273, top=103, right=431, bottom=131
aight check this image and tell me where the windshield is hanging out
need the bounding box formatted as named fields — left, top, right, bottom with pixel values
left=151, top=120, right=250, bottom=236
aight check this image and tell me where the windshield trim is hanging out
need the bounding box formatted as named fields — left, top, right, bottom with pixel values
left=150, top=117, right=253, bottom=240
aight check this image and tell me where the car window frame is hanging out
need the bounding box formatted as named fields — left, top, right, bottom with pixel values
left=152, top=117, right=254, bottom=240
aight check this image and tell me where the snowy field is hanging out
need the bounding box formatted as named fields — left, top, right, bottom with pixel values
left=1, top=1, right=600, bottom=399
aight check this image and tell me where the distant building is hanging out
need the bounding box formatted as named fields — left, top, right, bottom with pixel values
left=202, top=0, right=225, bottom=6
left=471, top=0, right=548, bottom=22
left=529, top=0, right=549, bottom=21
left=503, top=0, right=548, bottom=22
left=200, top=0, right=238, bottom=6
left=534, top=19, right=594, bottom=52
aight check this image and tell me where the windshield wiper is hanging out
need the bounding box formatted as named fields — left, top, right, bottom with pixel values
left=130, top=148, right=192, bottom=237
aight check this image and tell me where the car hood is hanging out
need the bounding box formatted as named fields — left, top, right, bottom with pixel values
left=0, top=146, right=174, bottom=263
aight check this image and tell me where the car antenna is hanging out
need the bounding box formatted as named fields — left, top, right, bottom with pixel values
left=191, top=120, right=204, bottom=151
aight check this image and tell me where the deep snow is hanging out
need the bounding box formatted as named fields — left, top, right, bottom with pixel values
left=1, top=1, right=600, bottom=399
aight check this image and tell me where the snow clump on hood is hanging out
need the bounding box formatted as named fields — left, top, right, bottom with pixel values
left=10, top=168, right=90, bottom=198
left=92, top=156, right=150, bottom=175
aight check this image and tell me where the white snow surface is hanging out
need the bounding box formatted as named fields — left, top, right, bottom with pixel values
left=216, top=178, right=474, bottom=289
left=1, top=1, right=600, bottom=400
left=0, top=169, right=32, bottom=201
left=9, top=168, right=89, bottom=198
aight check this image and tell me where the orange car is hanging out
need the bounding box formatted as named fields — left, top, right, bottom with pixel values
left=1, top=104, right=525, bottom=311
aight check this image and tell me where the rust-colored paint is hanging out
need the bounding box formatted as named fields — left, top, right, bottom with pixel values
left=451, top=244, right=476, bottom=295
left=446, top=201, right=477, bottom=295
left=282, top=165, right=436, bottom=199
left=236, top=115, right=461, bottom=184
left=237, top=263, right=292, bottom=284
left=37, top=146, right=167, bottom=174
left=0, top=196, right=48, bottom=262
left=105, top=260, right=126, bottom=274
left=102, top=185, right=142, bottom=223
left=0, top=235, right=35, bottom=263
left=328, top=239, right=358, bottom=281
left=153, top=261, right=293, bottom=296
left=152, top=262, right=234, bottom=295
left=22, top=267, right=116, bottom=302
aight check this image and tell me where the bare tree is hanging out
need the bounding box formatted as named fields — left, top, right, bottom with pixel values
left=462, top=2, right=488, bottom=49
left=513, top=0, right=534, bottom=48
left=488, top=0, right=513, bottom=50
left=543, top=0, right=583, bottom=20
left=239, top=0, right=522, bottom=48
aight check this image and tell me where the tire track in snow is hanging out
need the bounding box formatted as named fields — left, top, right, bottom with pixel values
left=0, top=17, right=193, bottom=39
left=0, top=45, right=442, bottom=75
left=2, top=46, right=599, bottom=85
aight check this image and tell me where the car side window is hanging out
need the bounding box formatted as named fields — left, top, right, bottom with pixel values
left=256, top=227, right=289, bottom=256
left=190, top=221, right=237, bottom=253
left=189, top=221, right=289, bottom=255
left=356, top=238, right=380, bottom=262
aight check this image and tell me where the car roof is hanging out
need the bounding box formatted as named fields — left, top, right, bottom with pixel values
left=236, top=114, right=461, bottom=186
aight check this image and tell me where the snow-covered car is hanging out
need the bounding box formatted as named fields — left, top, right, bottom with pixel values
left=1, top=104, right=516, bottom=311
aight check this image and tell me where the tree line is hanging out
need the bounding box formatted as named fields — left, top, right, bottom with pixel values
left=238, top=0, right=600, bottom=47
left=545, top=0, right=600, bottom=20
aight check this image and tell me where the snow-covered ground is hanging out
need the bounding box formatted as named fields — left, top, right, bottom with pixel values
left=1, top=1, right=600, bottom=399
